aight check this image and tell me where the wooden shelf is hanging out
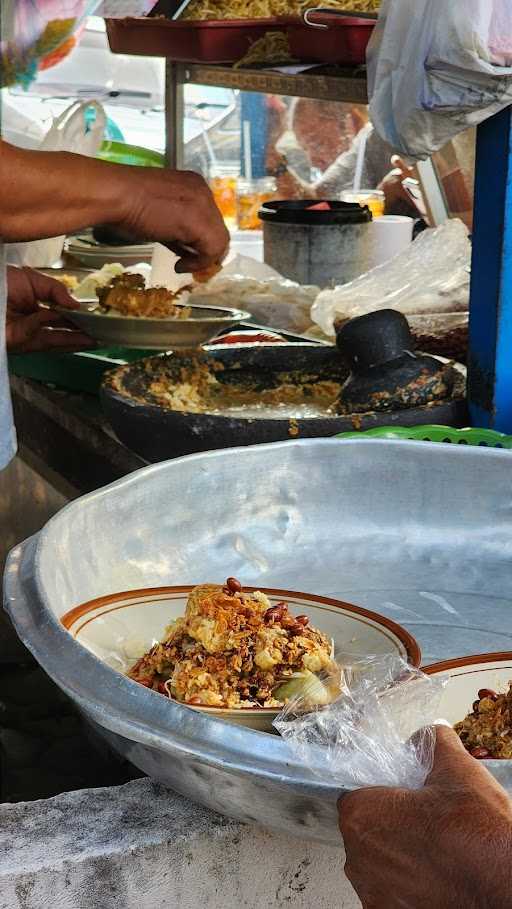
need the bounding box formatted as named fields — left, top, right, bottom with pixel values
left=177, top=62, right=368, bottom=103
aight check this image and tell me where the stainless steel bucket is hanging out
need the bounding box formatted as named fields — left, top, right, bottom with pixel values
left=5, top=439, right=512, bottom=842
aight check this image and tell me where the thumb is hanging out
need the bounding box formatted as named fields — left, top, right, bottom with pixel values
left=426, top=725, right=487, bottom=787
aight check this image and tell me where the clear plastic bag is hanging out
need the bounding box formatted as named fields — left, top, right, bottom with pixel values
left=368, top=0, right=512, bottom=160
left=274, top=655, right=447, bottom=791
left=190, top=255, right=319, bottom=335
left=311, top=219, right=470, bottom=337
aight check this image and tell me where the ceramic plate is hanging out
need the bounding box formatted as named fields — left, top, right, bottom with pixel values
left=425, top=653, right=512, bottom=732
left=61, top=586, right=421, bottom=731
left=67, top=238, right=154, bottom=268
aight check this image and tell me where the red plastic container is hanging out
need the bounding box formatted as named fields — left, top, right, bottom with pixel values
left=287, top=14, right=375, bottom=66
left=106, top=16, right=288, bottom=64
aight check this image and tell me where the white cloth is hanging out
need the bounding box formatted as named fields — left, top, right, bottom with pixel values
left=0, top=247, right=17, bottom=471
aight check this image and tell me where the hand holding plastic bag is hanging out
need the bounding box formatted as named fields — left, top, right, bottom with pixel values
left=274, top=655, right=446, bottom=791
left=368, top=0, right=512, bottom=159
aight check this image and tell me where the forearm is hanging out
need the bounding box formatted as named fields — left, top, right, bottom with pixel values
left=0, top=140, right=130, bottom=242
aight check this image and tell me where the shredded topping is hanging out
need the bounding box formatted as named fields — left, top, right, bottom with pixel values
left=455, top=683, right=512, bottom=759
left=128, top=579, right=337, bottom=709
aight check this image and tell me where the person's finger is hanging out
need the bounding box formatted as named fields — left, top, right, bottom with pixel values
left=390, top=155, right=413, bottom=178
left=6, top=309, right=55, bottom=349
left=426, top=726, right=512, bottom=813
left=23, top=267, right=79, bottom=310
left=6, top=309, right=94, bottom=353
left=175, top=235, right=229, bottom=274
left=26, top=329, right=96, bottom=353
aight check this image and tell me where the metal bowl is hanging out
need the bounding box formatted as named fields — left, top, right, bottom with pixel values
left=5, top=440, right=512, bottom=841
left=57, top=302, right=252, bottom=350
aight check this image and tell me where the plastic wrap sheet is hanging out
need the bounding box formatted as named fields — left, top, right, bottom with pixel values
left=368, top=0, right=512, bottom=160
left=275, top=656, right=446, bottom=791
left=1, top=1, right=154, bottom=89
left=311, top=220, right=470, bottom=338
left=190, top=254, right=319, bottom=335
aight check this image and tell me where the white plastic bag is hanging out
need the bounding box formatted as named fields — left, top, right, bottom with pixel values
left=311, top=219, right=470, bottom=337
left=6, top=101, right=107, bottom=268
left=368, top=0, right=512, bottom=160
left=274, top=655, right=446, bottom=791
left=190, top=255, right=320, bottom=334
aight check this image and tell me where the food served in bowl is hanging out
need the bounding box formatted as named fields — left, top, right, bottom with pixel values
left=424, top=654, right=512, bottom=761
left=128, top=577, right=340, bottom=709
left=455, top=682, right=512, bottom=760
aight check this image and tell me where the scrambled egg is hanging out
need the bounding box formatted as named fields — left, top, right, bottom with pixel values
left=128, top=580, right=336, bottom=709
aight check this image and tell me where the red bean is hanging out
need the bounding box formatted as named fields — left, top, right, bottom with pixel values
left=295, top=615, right=310, bottom=627
left=471, top=747, right=490, bottom=760
left=225, top=577, right=242, bottom=594
left=478, top=688, right=498, bottom=701
left=264, top=603, right=288, bottom=624
left=287, top=623, right=304, bottom=637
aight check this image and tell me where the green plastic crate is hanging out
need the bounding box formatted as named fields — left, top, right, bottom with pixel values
left=335, top=425, right=512, bottom=449
left=8, top=347, right=153, bottom=396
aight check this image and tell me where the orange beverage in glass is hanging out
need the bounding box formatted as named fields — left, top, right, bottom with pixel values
left=237, top=177, right=276, bottom=231
left=341, top=189, right=385, bottom=219
left=210, top=173, right=238, bottom=227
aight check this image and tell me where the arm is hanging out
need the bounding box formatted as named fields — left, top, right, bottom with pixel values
left=339, top=726, right=512, bottom=909
left=0, top=140, right=229, bottom=272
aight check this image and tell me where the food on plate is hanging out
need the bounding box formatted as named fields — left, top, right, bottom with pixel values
left=96, top=273, right=192, bottom=319
left=454, top=683, right=512, bottom=759
left=182, top=0, right=379, bottom=20
left=128, top=578, right=340, bottom=709
left=58, top=273, right=79, bottom=292
left=56, top=263, right=126, bottom=299
left=192, top=263, right=223, bottom=284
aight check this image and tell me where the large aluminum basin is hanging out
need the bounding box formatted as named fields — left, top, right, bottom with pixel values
left=4, top=439, right=512, bottom=842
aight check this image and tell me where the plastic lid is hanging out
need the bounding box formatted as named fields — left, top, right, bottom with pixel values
left=259, top=199, right=372, bottom=226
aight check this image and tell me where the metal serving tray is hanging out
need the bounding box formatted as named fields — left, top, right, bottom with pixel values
left=4, top=439, right=512, bottom=842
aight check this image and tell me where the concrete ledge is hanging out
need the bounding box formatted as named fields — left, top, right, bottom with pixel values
left=0, top=778, right=360, bottom=909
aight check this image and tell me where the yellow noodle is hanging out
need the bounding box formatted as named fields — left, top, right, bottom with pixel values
left=183, top=0, right=379, bottom=20
left=233, top=31, right=293, bottom=68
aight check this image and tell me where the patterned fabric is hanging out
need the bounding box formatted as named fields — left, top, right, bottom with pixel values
left=0, top=1, right=155, bottom=89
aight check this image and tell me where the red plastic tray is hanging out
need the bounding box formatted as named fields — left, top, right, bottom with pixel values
left=106, top=17, right=288, bottom=64
left=287, top=14, right=375, bottom=66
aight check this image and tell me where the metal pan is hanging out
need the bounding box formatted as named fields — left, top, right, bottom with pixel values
left=57, top=302, right=251, bottom=351
left=101, top=347, right=468, bottom=462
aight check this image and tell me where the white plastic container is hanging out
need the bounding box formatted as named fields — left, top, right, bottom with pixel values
left=367, top=215, right=414, bottom=269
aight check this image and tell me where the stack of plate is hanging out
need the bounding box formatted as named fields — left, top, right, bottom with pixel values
left=66, top=236, right=154, bottom=269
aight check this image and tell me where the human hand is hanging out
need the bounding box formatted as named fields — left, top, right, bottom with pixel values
left=6, top=266, right=94, bottom=354
left=378, top=156, right=421, bottom=217
left=112, top=168, right=230, bottom=274
left=339, top=725, right=512, bottom=909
